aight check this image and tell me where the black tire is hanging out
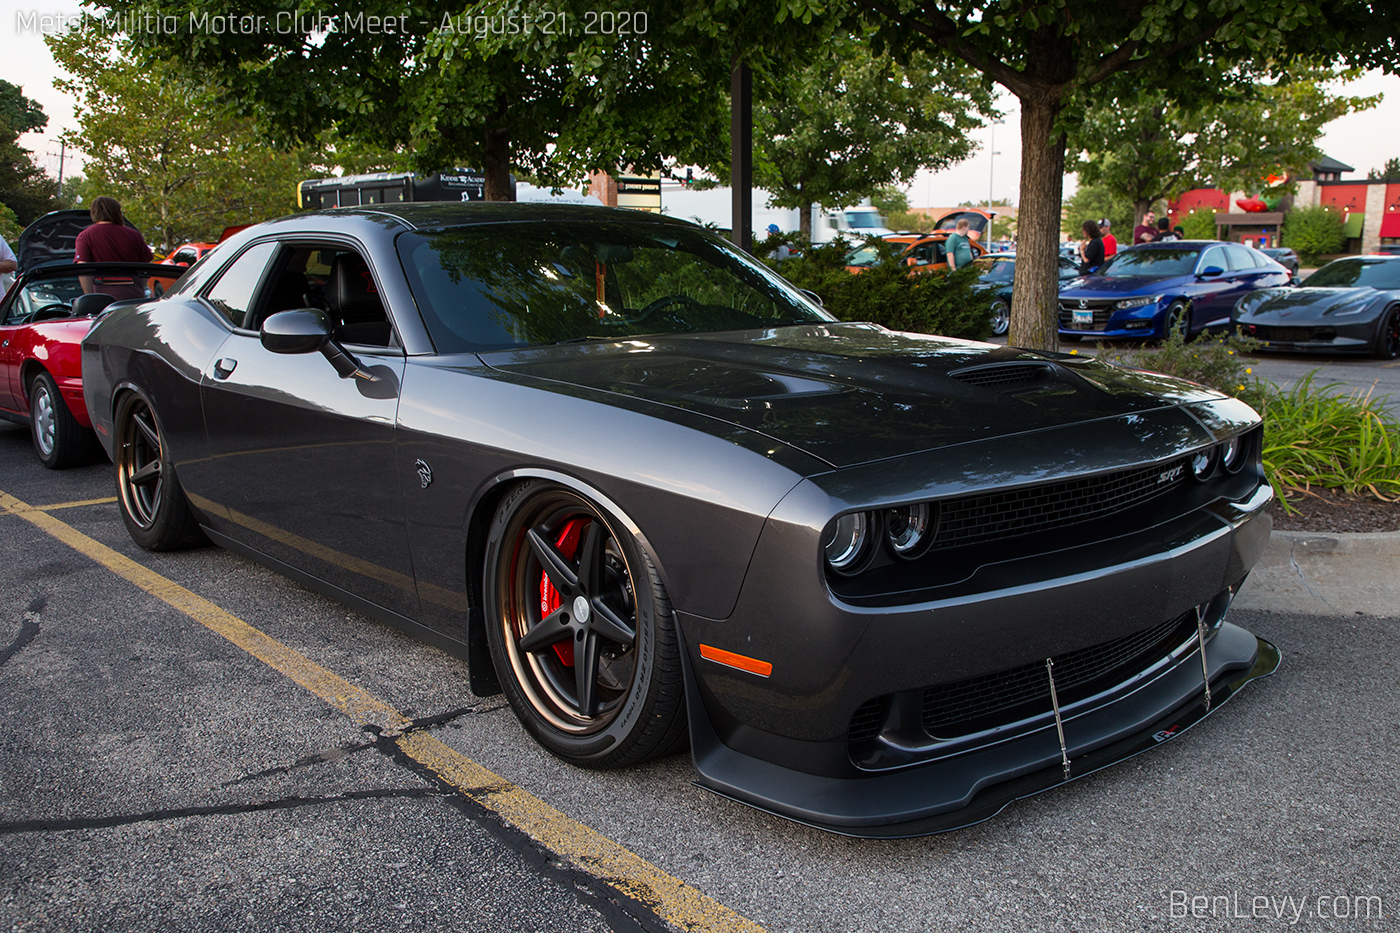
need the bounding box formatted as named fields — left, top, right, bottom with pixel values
left=1164, top=301, right=1191, bottom=341
left=29, top=371, right=91, bottom=470
left=113, top=392, right=206, bottom=551
left=484, top=480, right=687, bottom=768
left=1375, top=306, right=1400, bottom=360
left=989, top=299, right=1010, bottom=336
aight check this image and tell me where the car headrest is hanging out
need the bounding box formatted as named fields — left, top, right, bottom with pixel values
left=328, top=254, right=383, bottom=324
left=71, top=292, right=116, bottom=317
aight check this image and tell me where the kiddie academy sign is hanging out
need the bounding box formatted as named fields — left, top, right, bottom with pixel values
left=15, top=9, right=413, bottom=36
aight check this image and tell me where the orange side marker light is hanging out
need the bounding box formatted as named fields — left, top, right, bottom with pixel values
left=699, top=644, right=773, bottom=677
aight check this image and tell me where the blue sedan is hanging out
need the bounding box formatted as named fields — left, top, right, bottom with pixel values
left=1058, top=241, right=1291, bottom=341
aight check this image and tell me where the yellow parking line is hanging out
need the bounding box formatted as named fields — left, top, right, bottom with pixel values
left=0, top=489, right=764, bottom=933
left=32, top=496, right=119, bottom=511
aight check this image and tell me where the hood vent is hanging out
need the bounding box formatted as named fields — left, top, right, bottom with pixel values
left=948, top=362, right=1052, bottom=390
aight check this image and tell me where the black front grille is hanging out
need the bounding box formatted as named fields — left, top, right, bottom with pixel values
left=920, top=614, right=1192, bottom=737
left=1058, top=302, right=1115, bottom=330
left=949, top=363, right=1050, bottom=389
left=929, top=457, right=1188, bottom=551
left=1244, top=324, right=1336, bottom=343
left=849, top=698, right=884, bottom=743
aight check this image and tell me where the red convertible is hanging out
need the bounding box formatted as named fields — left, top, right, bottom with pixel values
left=1, top=211, right=169, bottom=467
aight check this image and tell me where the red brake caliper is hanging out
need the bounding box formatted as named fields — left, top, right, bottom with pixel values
left=539, top=518, right=587, bottom=666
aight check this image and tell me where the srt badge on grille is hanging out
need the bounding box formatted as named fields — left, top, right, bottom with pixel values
left=1158, top=465, right=1184, bottom=484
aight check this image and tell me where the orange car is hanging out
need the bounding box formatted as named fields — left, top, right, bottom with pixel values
left=149, top=242, right=216, bottom=296
left=845, top=209, right=993, bottom=274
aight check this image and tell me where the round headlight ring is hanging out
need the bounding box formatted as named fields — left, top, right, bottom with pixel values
left=1221, top=434, right=1247, bottom=473
left=1190, top=445, right=1217, bottom=481
left=886, top=502, right=936, bottom=559
left=824, top=511, right=873, bottom=574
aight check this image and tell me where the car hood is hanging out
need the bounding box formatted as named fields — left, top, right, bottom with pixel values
left=1060, top=275, right=1182, bottom=298
left=479, top=324, right=1221, bottom=468
left=1240, top=285, right=1377, bottom=319
left=17, top=210, right=143, bottom=271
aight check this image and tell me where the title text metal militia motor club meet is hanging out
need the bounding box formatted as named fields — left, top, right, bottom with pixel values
left=16, top=9, right=651, bottom=38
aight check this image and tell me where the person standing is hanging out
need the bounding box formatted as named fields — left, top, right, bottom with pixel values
left=1133, top=210, right=1158, bottom=245
left=946, top=218, right=974, bottom=270
left=75, top=196, right=152, bottom=299
left=1156, top=217, right=1177, bottom=242
left=0, top=235, right=16, bottom=294
left=1079, top=220, right=1105, bottom=274
left=1099, top=219, right=1118, bottom=258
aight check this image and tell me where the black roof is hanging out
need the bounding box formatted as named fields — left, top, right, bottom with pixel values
left=1311, top=155, right=1355, bottom=173
left=323, top=202, right=701, bottom=230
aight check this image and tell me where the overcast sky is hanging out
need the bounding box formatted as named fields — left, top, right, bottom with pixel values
left=7, top=1, right=1397, bottom=208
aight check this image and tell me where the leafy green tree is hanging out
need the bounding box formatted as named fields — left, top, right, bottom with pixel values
left=863, top=0, right=1387, bottom=350
left=48, top=26, right=319, bottom=252
left=1281, top=206, right=1346, bottom=263
left=1178, top=209, right=1219, bottom=240
left=1071, top=63, right=1377, bottom=224
left=0, top=80, right=60, bottom=225
left=1368, top=158, right=1400, bottom=180
left=744, top=35, right=995, bottom=238
left=1061, top=184, right=1135, bottom=242
left=872, top=186, right=910, bottom=217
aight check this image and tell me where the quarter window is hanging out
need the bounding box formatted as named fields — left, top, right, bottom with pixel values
left=203, top=242, right=277, bottom=328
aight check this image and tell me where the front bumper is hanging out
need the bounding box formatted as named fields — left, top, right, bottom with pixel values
left=678, top=482, right=1276, bottom=835
left=1236, top=318, right=1375, bottom=354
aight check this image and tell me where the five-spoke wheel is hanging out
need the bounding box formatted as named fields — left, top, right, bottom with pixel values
left=988, top=299, right=1010, bottom=337
left=484, top=480, right=686, bottom=767
left=114, top=392, right=205, bottom=550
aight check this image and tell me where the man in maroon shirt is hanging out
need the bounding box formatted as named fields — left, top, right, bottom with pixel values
left=1132, top=210, right=1158, bottom=246
left=76, top=196, right=152, bottom=299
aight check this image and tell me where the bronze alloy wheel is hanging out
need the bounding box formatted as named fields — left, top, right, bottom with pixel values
left=484, top=480, right=686, bottom=767
left=113, top=393, right=204, bottom=551
left=117, top=395, right=164, bottom=530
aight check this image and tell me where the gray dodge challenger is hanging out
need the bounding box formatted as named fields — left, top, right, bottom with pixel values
left=82, top=204, right=1278, bottom=836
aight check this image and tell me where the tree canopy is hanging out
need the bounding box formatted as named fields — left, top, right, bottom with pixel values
left=861, top=0, right=1390, bottom=349
left=0, top=80, right=61, bottom=226
left=1071, top=63, right=1379, bottom=223
left=48, top=25, right=319, bottom=251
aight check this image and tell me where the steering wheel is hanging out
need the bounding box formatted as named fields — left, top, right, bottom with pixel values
left=28, top=303, right=72, bottom=323
left=634, top=293, right=699, bottom=322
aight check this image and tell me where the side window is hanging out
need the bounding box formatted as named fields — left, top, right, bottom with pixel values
left=251, top=243, right=394, bottom=347
left=1224, top=244, right=1259, bottom=270
left=202, top=242, right=278, bottom=328
left=1198, top=246, right=1226, bottom=273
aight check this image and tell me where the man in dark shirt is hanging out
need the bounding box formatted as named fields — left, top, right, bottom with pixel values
left=1132, top=210, right=1158, bottom=245
left=76, top=196, right=152, bottom=299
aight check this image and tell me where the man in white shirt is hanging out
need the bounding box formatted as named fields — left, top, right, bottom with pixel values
left=0, top=236, right=17, bottom=294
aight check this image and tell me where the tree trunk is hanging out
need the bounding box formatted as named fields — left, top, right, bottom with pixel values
left=1133, top=199, right=1151, bottom=235
left=1009, top=91, right=1067, bottom=352
left=799, top=201, right=813, bottom=240
left=483, top=125, right=513, bottom=201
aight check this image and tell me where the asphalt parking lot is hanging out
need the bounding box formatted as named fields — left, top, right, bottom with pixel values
left=1, top=422, right=1397, bottom=932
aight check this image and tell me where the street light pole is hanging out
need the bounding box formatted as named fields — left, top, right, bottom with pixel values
left=989, top=117, right=1004, bottom=206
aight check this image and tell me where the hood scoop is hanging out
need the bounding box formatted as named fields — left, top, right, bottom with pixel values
left=948, top=361, right=1053, bottom=390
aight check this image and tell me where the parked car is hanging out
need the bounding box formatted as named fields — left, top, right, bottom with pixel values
left=83, top=203, right=1277, bottom=836
left=0, top=212, right=166, bottom=467
left=1058, top=240, right=1292, bottom=341
left=150, top=242, right=216, bottom=297
left=1259, top=246, right=1300, bottom=277
left=1376, top=244, right=1400, bottom=256
left=1233, top=254, right=1400, bottom=359
left=845, top=210, right=994, bottom=275
left=975, top=252, right=1082, bottom=335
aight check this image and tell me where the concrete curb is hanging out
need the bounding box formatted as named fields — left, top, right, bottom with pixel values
left=1233, top=530, right=1400, bottom=617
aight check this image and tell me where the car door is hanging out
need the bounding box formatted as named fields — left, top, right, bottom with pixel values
left=193, top=239, right=417, bottom=618
left=1187, top=245, right=1242, bottom=328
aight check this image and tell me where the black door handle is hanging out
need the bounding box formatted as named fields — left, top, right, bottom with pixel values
left=213, top=358, right=237, bottom=378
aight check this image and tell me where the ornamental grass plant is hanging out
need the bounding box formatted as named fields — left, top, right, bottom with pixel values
left=1101, top=332, right=1400, bottom=509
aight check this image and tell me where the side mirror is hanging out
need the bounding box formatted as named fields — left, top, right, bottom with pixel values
left=261, top=308, right=379, bottom=382
left=261, top=308, right=331, bottom=354
left=1198, top=265, right=1225, bottom=278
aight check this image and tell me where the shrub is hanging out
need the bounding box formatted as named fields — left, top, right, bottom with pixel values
left=1281, top=206, right=1346, bottom=264
left=1177, top=209, right=1218, bottom=241
left=760, top=233, right=993, bottom=341
left=1096, top=330, right=1263, bottom=406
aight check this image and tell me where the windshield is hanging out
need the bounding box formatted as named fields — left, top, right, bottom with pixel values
left=1096, top=248, right=1200, bottom=278
left=976, top=256, right=1016, bottom=282
left=1302, top=259, right=1400, bottom=289
left=397, top=222, right=833, bottom=352
left=846, top=211, right=883, bottom=229
left=846, top=244, right=882, bottom=268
